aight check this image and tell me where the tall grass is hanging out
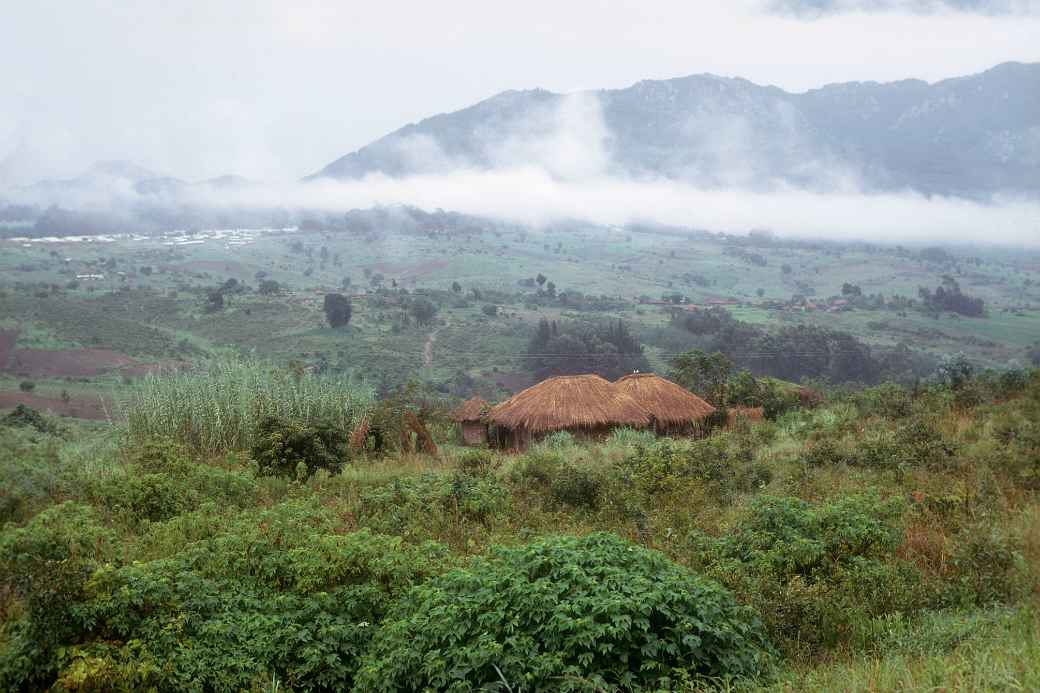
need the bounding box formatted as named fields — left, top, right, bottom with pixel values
left=757, top=607, right=1040, bottom=692
left=122, top=360, right=373, bottom=453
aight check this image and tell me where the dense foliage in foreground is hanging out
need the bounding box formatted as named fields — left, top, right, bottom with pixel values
left=0, top=369, right=1038, bottom=691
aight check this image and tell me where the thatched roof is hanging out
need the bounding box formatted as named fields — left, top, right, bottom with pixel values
left=487, top=374, right=651, bottom=433
left=451, top=396, right=489, bottom=422
left=614, top=373, right=715, bottom=425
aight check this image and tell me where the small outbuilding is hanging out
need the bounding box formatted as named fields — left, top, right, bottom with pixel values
left=451, top=396, right=489, bottom=445
left=487, top=374, right=651, bottom=449
left=614, top=372, right=716, bottom=436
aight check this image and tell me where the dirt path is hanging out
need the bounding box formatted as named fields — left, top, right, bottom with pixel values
left=422, top=327, right=441, bottom=368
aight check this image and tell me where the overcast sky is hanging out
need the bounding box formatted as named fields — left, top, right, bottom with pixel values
left=1, top=0, right=1038, bottom=183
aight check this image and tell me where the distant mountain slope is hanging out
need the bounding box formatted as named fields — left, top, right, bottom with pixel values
left=24, top=162, right=254, bottom=201
left=310, top=62, right=1040, bottom=197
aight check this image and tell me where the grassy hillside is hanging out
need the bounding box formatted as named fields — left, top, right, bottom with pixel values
left=2, top=219, right=1038, bottom=418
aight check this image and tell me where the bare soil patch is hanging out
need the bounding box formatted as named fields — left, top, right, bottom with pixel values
left=5, top=348, right=168, bottom=378
left=0, top=390, right=112, bottom=420
left=8, top=348, right=135, bottom=377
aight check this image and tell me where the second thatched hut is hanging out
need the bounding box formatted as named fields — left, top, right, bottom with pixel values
left=450, top=396, right=489, bottom=445
left=614, top=372, right=716, bottom=435
left=487, top=374, right=651, bottom=449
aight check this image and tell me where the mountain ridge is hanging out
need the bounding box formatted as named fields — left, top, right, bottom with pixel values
left=310, top=61, right=1040, bottom=197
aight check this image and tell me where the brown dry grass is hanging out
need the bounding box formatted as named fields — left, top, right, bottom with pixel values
left=727, top=406, right=765, bottom=427
left=488, top=374, right=650, bottom=433
left=614, top=373, right=715, bottom=426
left=450, top=396, right=489, bottom=422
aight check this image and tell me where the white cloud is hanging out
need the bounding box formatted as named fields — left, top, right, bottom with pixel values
left=167, top=169, right=1039, bottom=248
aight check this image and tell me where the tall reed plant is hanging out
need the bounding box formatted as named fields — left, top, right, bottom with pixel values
left=122, top=360, right=373, bottom=453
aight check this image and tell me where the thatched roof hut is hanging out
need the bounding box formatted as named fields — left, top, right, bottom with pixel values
left=451, top=396, right=488, bottom=422
left=451, top=396, right=489, bottom=446
left=614, top=373, right=715, bottom=433
left=487, top=374, right=650, bottom=446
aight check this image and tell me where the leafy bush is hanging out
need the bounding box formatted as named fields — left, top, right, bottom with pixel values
left=1, top=501, right=448, bottom=692
left=251, top=415, right=349, bottom=478
left=549, top=462, right=606, bottom=511
left=455, top=448, right=495, bottom=476
left=855, top=383, right=913, bottom=419
left=355, top=533, right=772, bottom=691
left=0, top=426, right=69, bottom=522
left=88, top=470, right=196, bottom=523
left=542, top=430, right=576, bottom=449
left=2, top=404, right=58, bottom=435
left=620, top=437, right=766, bottom=501
left=687, top=494, right=924, bottom=656
left=949, top=528, right=1028, bottom=607
left=359, top=472, right=508, bottom=535
left=0, top=503, right=118, bottom=688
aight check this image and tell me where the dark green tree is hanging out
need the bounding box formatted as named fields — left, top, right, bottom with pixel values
left=410, top=298, right=437, bottom=326
left=671, top=350, right=733, bottom=406
left=323, top=293, right=352, bottom=328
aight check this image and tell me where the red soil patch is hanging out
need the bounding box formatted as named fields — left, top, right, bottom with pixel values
left=0, top=391, right=113, bottom=420
left=5, top=348, right=168, bottom=378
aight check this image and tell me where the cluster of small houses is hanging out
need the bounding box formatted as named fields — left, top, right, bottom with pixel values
left=450, top=372, right=760, bottom=450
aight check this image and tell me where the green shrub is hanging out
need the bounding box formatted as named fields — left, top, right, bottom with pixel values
left=0, top=503, right=118, bottom=689
left=855, top=383, right=913, bottom=419
left=511, top=447, right=566, bottom=487
left=549, top=462, right=606, bottom=511
left=251, top=415, right=349, bottom=478
left=2, top=404, right=59, bottom=435
left=802, top=435, right=850, bottom=467
left=355, top=533, right=772, bottom=691
left=949, top=528, right=1028, bottom=607
left=82, top=440, right=256, bottom=524
left=541, top=430, right=576, bottom=449
left=687, top=493, right=924, bottom=656
left=621, top=437, right=765, bottom=501
left=895, top=418, right=960, bottom=469
left=2, top=501, right=449, bottom=692
left=608, top=427, right=656, bottom=448
left=359, top=472, right=507, bottom=535
left=0, top=426, right=68, bottom=522
left=88, top=470, right=195, bottom=523
left=455, top=448, right=495, bottom=476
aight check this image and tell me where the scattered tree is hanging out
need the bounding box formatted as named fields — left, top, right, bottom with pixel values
left=323, top=293, right=352, bottom=328
left=411, top=298, right=437, bottom=326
